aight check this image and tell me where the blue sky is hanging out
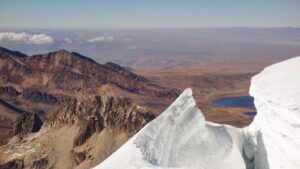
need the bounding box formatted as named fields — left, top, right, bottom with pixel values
left=0, top=0, right=300, bottom=29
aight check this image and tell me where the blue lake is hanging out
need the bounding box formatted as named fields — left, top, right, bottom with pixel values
left=212, top=96, right=255, bottom=109
left=244, top=112, right=257, bottom=117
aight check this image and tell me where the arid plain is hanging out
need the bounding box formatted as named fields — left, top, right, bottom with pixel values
left=138, top=64, right=261, bottom=127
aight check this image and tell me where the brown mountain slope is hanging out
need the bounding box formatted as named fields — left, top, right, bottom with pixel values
left=0, top=95, right=154, bottom=169
left=0, top=47, right=179, bottom=169
left=0, top=47, right=177, bottom=100
left=0, top=46, right=178, bottom=145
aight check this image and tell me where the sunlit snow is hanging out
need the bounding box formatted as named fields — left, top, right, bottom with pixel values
left=94, top=56, right=300, bottom=169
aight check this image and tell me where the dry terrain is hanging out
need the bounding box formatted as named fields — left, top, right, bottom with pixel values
left=0, top=46, right=263, bottom=169
left=0, top=47, right=177, bottom=145
left=0, top=47, right=176, bottom=169
left=138, top=64, right=262, bottom=127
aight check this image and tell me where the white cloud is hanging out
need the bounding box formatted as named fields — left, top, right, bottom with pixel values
left=28, top=34, right=54, bottom=44
left=0, top=32, right=54, bottom=44
left=88, top=35, right=114, bottom=43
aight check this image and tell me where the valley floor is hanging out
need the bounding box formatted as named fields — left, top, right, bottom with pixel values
left=137, top=64, right=261, bottom=127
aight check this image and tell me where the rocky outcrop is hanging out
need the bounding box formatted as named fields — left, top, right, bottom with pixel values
left=0, top=159, right=24, bottom=169
left=0, top=98, right=26, bottom=114
left=32, top=157, right=48, bottom=169
left=31, top=114, right=43, bottom=132
left=0, top=98, right=43, bottom=137
left=73, top=116, right=103, bottom=147
left=71, top=150, right=87, bottom=165
left=0, top=86, right=21, bottom=97
left=0, top=94, right=155, bottom=169
left=14, top=113, right=43, bottom=136
left=23, top=89, right=59, bottom=105
left=46, top=95, right=155, bottom=147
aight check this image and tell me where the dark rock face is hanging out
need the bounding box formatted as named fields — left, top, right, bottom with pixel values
left=0, top=99, right=42, bottom=133
left=0, top=159, right=24, bottom=169
left=0, top=86, right=21, bottom=97
left=71, top=151, right=87, bottom=165
left=0, top=98, right=26, bottom=114
left=31, top=114, right=43, bottom=132
left=14, top=113, right=43, bottom=136
left=32, top=157, right=48, bottom=169
left=23, top=89, right=59, bottom=105
left=73, top=116, right=103, bottom=147
left=0, top=98, right=43, bottom=144
left=0, top=98, right=43, bottom=134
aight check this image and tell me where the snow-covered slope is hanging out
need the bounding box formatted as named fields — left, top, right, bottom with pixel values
left=94, top=56, right=300, bottom=169
left=244, top=56, right=300, bottom=169
left=94, top=88, right=246, bottom=169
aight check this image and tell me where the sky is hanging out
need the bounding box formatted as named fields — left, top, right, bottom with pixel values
left=0, top=0, right=300, bottom=29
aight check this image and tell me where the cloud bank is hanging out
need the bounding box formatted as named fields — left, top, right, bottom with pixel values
left=0, top=32, right=54, bottom=44
left=88, top=35, right=114, bottom=43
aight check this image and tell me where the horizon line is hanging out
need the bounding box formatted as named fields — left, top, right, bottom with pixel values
left=1, top=26, right=300, bottom=31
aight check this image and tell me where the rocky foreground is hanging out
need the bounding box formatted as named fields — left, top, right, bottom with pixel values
left=0, top=95, right=154, bottom=169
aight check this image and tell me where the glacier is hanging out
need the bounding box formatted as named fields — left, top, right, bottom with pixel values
left=94, top=56, right=300, bottom=169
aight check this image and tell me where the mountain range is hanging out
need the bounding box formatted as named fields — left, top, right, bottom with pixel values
left=0, top=46, right=178, bottom=169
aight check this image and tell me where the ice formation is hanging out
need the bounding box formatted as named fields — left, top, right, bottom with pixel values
left=94, top=56, right=300, bottom=169
left=244, top=56, right=300, bottom=169
left=95, top=88, right=245, bottom=169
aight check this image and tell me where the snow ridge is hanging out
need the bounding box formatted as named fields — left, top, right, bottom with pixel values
left=245, top=56, right=300, bottom=169
left=95, top=56, right=300, bottom=169
left=95, top=89, right=245, bottom=169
